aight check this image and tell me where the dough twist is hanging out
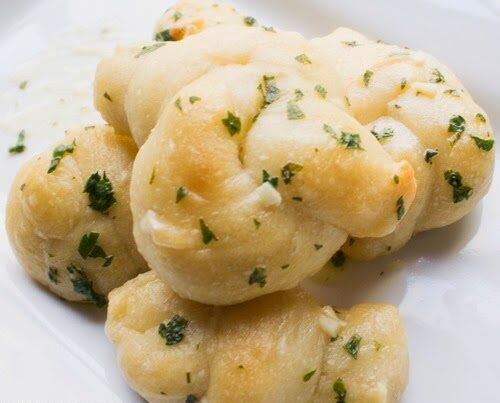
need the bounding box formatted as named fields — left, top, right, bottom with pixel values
left=106, top=271, right=409, bottom=403
left=6, top=125, right=147, bottom=304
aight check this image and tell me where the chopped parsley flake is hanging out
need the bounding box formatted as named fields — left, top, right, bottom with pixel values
left=444, top=170, right=473, bottom=203
left=339, top=132, right=363, bottom=150
left=253, top=218, right=261, bottom=229
left=430, top=68, right=445, bottom=83
left=371, top=127, right=394, bottom=142
left=344, top=96, right=351, bottom=107
left=78, top=232, right=114, bottom=267
left=400, top=77, right=407, bottom=90
left=262, top=26, right=276, bottom=32
left=155, top=29, right=176, bottom=41
left=294, top=89, right=304, bottom=101
left=333, top=378, right=347, bottom=403
left=314, top=244, right=323, bottom=250
left=222, top=111, right=241, bottom=136
left=393, top=175, right=400, bottom=184
left=48, top=267, right=59, bottom=284
left=84, top=171, right=116, bottom=213
left=292, top=196, right=303, bottom=202
left=258, top=75, right=280, bottom=107
left=185, top=395, right=198, bottom=403
left=281, top=264, right=290, bottom=269
left=173, top=10, right=182, bottom=21
left=314, top=84, right=327, bottom=98
left=363, top=70, right=373, bottom=87
left=262, top=169, right=278, bottom=188
left=281, top=162, right=303, bottom=184
left=199, top=219, right=218, bottom=244
left=135, top=42, right=166, bottom=58
left=66, top=264, right=107, bottom=307
left=47, top=140, right=75, bottom=173
left=19, top=80, right=28, bottom=90
left=396, top=196, right=405, bottom=220
left=244, top=16, right=257, bottom=26
left=176, top=186, right=188, bottom=203
left=174, top=97, right=183, bottom=111
left=342, top=40, right=358, bottom=47
left=344, top=334, right=362, bottom=359
left=374, top=341, right=383, bottom=352
left=475, top=113, right=486, bottom=123
left=189, top=96, right=201, bottom=104
left=104, top=92, right=112, bottom=102
left=9, top=130, right=26, bottom=155
left=249, top=267, right=267, bottom=287
left=470, top=135, right=494, bottom=151
left=295, top=53, right=312, bottom=64
left=331, top=250, right=346, bottom=267
left=448, top=115, right=466, bottom=134
left=149, top=168, right=156, bottom=184
left=303, top=370, right=316, bottom=382
left=424, top=148, right=439, bottom=163
left=287, top=100, right=305, bottom=120
left=444, top=89, right=459, bottom=97
left=158, top=314, right=188, bottom=345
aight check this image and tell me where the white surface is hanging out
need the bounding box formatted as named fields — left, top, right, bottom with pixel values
left=0, top=0, right=498, bottom=402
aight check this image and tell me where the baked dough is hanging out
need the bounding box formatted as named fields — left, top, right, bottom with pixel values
left=153, top=0, right=246, bottom=42
left=96, top=26, right=416, bottom=304
left=6, top=125, right=147, bottom=305
left=130, top=62, right=415, bottom=304
left=313, top=28, right=495, bottom=259
left=106, top=271, right=409, bottom=403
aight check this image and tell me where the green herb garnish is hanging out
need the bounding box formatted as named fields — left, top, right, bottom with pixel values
left=475, top=113, right=486, bottom=123
left=199, top=219, right=218, bottom=244
left=262, top=169, right=278, bottom=188
left=158, top=314, right=188, bottom=345
left=400, top=77, right=407, bottom=90
left=78, top=232, right=113, bottom=267
left=340, top=131, right=363, bottom=150
left=393, top=175, right=400, bottom=184
left=287, top=100, right=305, bottom=120
left=424, top=148, right=439, bottom=163
left=189, top=96, right=201, bottom=104
left=314, top=84, right=327, bottom=99
left=333, top=378, right=347, bottom=403
left=174, top=97, right=183, bottom=111
left=66, top=264, right=107, bottom=307
left=19, top=80, right=28, bottom=90
left=176, top=186, right=188, bottom=203
left=303, top=370, right=316, bottom=382
left=104, top=92, right=112, bottom=102
left=243, top=16, right=257, bottom=26
left=249, top=267, right=266, bottom=287
left=314, top=244, right=323, bottom=250
left=295, top=54, right=312, bottom=64
left=396, top=196, right=405, bottom=220
left=444, top=170, right=473, bottom=203
left=371, top=127, right=394, bottom=142
left=281, top=162, right=303, bottom=184
left=173, top=10, right=182, bottom=21
left=430, top=68, right=445, bottom=83
left=470, top=135, right=494, bottom=151
left=155, top=29, right=176, bottom=41
left=48, top=267, right=59, bottom=284
left=47, top=140, right=75, bottom=173
left=363, top=70, right=373, bottom=87
left=258, top=75, right=280, bottom=107
left=448, top=115, right=466, bottom=134
left=84, top=171, right=116, bottom=213
left=344, top=334, right=362, bottom=359
left=342, top=40, right=358, bottom=47
left=222, top=111, right=241, bottom=136
left=9, top=130, right=26, bottom=154
left=253, top=218, right=261, bottom=229
left=135, top=42, right=166, bottom=57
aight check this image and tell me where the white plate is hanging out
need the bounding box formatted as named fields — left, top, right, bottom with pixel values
left=0, top=0, right=498, bottom=402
